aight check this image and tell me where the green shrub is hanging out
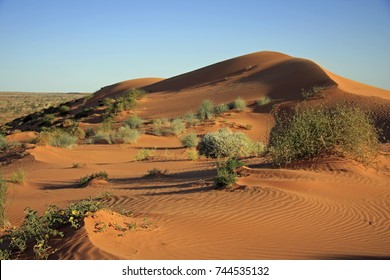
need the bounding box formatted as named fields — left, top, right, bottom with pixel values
left=59, top=105, right=70, bottom=115
left=124, top=115, right=144, bottom=129
left=256, top=96, right=272, bottom=106
left=152, top=118, right=171, bottom=136
left=1, top=197, right=105, bottom=259
left=110, top=126, right=140, bottom=144
left=0, top=177, right=8, bottom=227
left=39, top=129, right=77, bottom=148
left=0, top=135, right=7, bottom=150
left=198, top=99, right=215, bottom=121
left=230, top=98, right=246, bottom=112
left=214, top=158, right=243, bottom=189
left=214, top=103, right=229, bottom=115
left=181, top=133, right=199, bottom=148
left=171, top=118, right=185, bottom=135
left=135, top=148, right=155, bottom=161
left=183, top=112, right=199, bottom=126
left=198, top=128, right=256, bottom=158
left=41, top=113, right=55, bottom=126
left=269, top=105, right=379, bottom=165
left=79, top=171, right=108, bottom=186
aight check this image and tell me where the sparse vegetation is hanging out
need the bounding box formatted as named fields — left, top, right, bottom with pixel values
left=230, top=98, right=246, bottom=112
left=0, top=177, right=8, bottom=227
left=41, top=113, right=55, bottom=126
left=269, top=105, right=379, bottom=165
left=214, top=103, right=229, bottom=115
left=134, top=148, right=155, bottom=161
left=187, top=148, right=199, bottom=161
left=183, top=112, right=199, bottom=126
left=124, top=115, right=144, bottom=129
left=151, top=118, right=171, bottom=136
left=71, top=162, right=86, bottom=169
left=58, top=105, right=70, bottom=115
left=256, top=96, right=272, bottom=106
left=198, top=128, right=262, bottom=158
left=110, top=126, right=140, bottom=144
left=181, top=132, right=199, bottom=148
left=171, top=118, right=186, bottom=136
left=147, top=168, right=167, bottom=177
left=301, top=86, right=325, bottom=100
left=0, top=197, right=105, bottom=259
left=0, top=135, right=7, bottom=150
left=103, top=88, right=147, bottom=119
left=79, top=171, right=109, bottom=186
left=38, top=129, right=78, bottom=148
left=198, top=99, right=215, bottom=121
left=8, top=170, right=25, bottom=184
left=214, top=158, right=244, bottom=188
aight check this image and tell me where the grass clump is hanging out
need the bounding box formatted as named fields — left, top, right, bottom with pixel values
left=39, top=129, right=78, bottom=148
left=152, top=118, right=171, bottom=136
left=79, top=171, right=109, bottom=186
left=8, top=170, right=25, bottom=184
left=124, top=115, right=144, bottom=129
left=110, top=126, right=140, bottom=144
left=58, top=105, right=70, bottom=115
left=0, top=197, right=105, bottom=259
left=187, top=148, right=199, bottom=161
left=269, top=105, right=379, bottom=166
left=0, top=135, right=7, bottom=150
left=230, top=98, right=246, bottom=112
left=181, top=132, right=199, bottom=148
left=214, top=158, right=244, bottom=189
left=198, top=128, right=261, bottom=158
left=0, top=177, right=8, bottom=227
left=183, top=112, right=199, bottom=126
left=135, top=148, right=155, bottom=161
left=256, top=96, right=272, bottom=106
left=214, top=103, right=229, bottom=115
left=171, top=118, right=186, bottom=136
left=71, top=162, right=86, bottom=168
left=198, top=99, right=215, bottom=121
left=147, top=168, right=167, bottom=177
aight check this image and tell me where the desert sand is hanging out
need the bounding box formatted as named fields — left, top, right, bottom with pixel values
left=1, top=51, right=390, bottom=259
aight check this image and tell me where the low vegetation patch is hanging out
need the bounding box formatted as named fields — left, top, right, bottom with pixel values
left=0, top=177, right=8, bottom=227
left=214, top=158, right=244, bottom=189
left=256, top=96, right=272, bottom=106
left=38, top=129, right=78, bottom=148
left=8, top=170, right=25, bottom=184
left=269, top=105, right=379, bottom=165
left=181, top=132, right=199, bottom=148
left=198, top=99, right=215, bottom=121
left=124, top=115, right=144, bottom=129
left=134, top=148, right=155, bottom=161
left=0, top=197, right=105, bottom=259
left=0, top=135, right=7, bottom=150
left=146, top=168, right=168, bottom=177
left=198, top=128, right=264, bottom=158
left=301, top=86, right=325, bottom=100
left=110, top=126, right=140, bottom=144
left=79, top=171, right=109, bottom=186
left=230, top=98, right=246, bottom=112
left=214, top=103, right=229, bottom=115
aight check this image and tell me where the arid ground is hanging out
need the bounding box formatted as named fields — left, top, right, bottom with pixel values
left=1, top=51, right=389, bottom=259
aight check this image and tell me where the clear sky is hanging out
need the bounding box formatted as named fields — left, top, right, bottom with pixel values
left=0, top=0, right=389, bottom=92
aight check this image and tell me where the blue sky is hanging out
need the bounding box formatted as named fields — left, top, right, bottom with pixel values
left=0, top=0, right=389, bottom=92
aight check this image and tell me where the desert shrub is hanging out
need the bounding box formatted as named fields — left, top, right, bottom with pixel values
left=152, top=118, right=171, bottom=136
left=198, top=128, right=256, bottom=158
left=0, top=135, right=7, bottom=150
left=214, top=158, right=243, bottom=188
left=198, top=99, right=215, bottom=121
left=181, top=132, right=199, bottom=148
left=183, top=112, right=199, bottom=126
left=124, top=115, right=144, bottom=129
left=8, top=170, right=25, bottom=184
left=256, top=96, right=272, bottom=106
left=135, top=148, right=155, bottom=161
left=110, top=126, right=140, bottom=144
left=171, top=118, right=185, bottom=136
left=92, top=132, right=111, bottom=144
left=0, top=177, right=8, bottom=227
left=59, top=105, right=70, bottom=115
left=269, top=105, right=379, bottom=165
left=301, top=86, right=325, bottom=100
left=79, top=171, right=108, bottom=186
left=125, top=88, right=147, bottom=100
left=71, top=162, right=86, bottom=168
left=1, top=197, right=105, bottom=259
left=187, top=148, right=199, bottom=161
left=147, top=168, right=167, bottom=177
left=230, top=98, right=246, bottom=112
left=214, top=103, right=229, bottom=115
left=41, top=113, right=55, bottom=126
left=85, top=127, right=96, bottom=138
left=38, top=129, right=77, bottom=148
